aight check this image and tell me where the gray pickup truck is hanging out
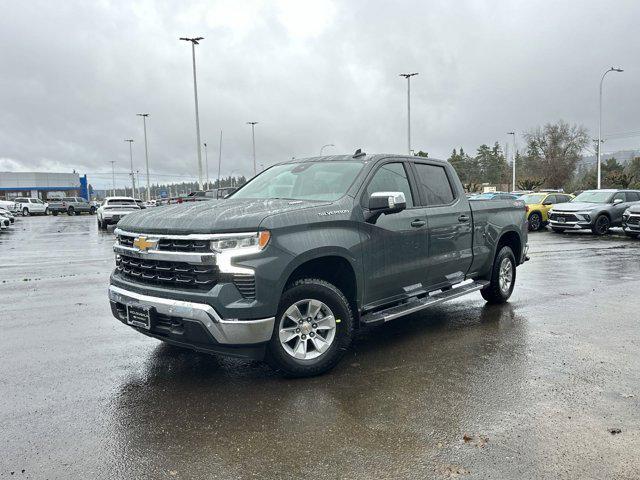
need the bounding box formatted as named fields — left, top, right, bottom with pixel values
left=48, top=197, right=95, bottom=216
left=549, top=189, right=640, bottom=235
left=108, top=153, right=528, bottom=376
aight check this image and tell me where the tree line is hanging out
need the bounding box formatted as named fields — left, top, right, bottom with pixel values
left=417, top=120, right=640, bottom=193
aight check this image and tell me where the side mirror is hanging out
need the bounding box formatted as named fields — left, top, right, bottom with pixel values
left=613, top=198, right=624, bottom=205
left=366, top=191, right=406, bottom=223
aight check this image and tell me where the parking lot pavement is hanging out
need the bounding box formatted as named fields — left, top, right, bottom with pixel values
left=1, top=215, right=639, bottom=479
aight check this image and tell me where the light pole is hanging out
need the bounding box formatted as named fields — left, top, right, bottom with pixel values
left=399, top=73, right=418, bottom=155
left=247, top=122, right=258, bottom=176
left=598, top=66, right=623, bottom=189
left=507, top=132, right=516, bottom=191
left=217, top=130, right=223, bottom=189
left=320, top=144, right=335, bottom=155
left=136, top=113, right=151, bottom=201
left=124, top=139, right=135, bottom=197
left=203, top=142, right=209, bottom=190
left=179, top=36, right=205, bottom=190
left=109, top=161, right=116, bottom=196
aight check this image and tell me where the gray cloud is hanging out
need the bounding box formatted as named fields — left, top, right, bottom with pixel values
left=1, top=0, right=639, bottom=189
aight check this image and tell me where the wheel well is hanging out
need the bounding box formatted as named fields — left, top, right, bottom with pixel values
left=529, top=210, right=541, bottom=217
left=285, top=256, right=358, bottom=314
left=497, top=231, right=522, bottom=263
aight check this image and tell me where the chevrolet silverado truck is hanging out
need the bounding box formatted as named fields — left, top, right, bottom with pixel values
left=108, top=153, right=528, bottom=376
left=48, top=196, right=95, bottom=216
left=548, top=189, right=640, bottom=235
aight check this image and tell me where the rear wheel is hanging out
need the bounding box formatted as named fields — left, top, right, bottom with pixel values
left=52, top=211, right=59, bottom=216
left=481, top=246, right=516, bottom=304
left=528, top=212, right=542, bottom=231
left=89, top=206, right=96, bottom=214
left=67, top=207, right=75, bottom=216
left=22, top=207, right=29, bottom=216
left=266, top=279, right=354, bottom=377
left=591, top=214, right=610, bottom=235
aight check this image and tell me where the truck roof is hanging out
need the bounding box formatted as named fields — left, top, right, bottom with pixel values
left=278, top=154, right=446, bottom=165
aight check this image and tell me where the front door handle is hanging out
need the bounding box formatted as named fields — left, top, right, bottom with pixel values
left=410, top=219, right=426, bottom=228
left=458, top=214, right=470, bottom=222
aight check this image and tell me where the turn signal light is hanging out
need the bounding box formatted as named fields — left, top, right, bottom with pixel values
left=258, top=230, right=271, bottom=249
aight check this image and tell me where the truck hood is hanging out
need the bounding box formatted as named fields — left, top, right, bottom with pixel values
left=627, top=203, right=640, bottom=214
left=551, top=202, right=604, bottom=212
left=116, top=198, right=327, bottom=234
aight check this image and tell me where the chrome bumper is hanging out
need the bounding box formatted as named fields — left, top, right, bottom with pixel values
left=108, top=285, right=274, bottom=345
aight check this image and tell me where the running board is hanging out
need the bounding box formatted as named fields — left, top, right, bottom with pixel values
left=360, top=280, right=489, bottom=326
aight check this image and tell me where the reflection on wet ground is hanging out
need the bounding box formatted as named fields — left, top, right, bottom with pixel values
left=1, top=216, right=639, bottom=478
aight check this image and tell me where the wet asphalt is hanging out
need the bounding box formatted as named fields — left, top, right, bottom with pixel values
left=1, top=214, right=639, bottom=479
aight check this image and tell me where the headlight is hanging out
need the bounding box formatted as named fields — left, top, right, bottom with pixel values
left=210, top=231, right=270, bottom=253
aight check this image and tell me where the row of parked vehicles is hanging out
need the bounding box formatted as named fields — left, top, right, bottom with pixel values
left=0, top=204, right=17, bottom=231
left=469, top=189, right=640, bottom=237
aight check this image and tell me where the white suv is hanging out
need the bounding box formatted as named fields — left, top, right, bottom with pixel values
left=97, top=197, right=140, bottom=230
left=13, top=198, right=49, bottom=216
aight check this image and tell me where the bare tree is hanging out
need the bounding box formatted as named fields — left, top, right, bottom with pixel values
left=522, top=120, right=589, bottom=189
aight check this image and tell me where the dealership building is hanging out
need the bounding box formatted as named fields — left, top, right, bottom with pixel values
left=0, top=172, right=90, bottom=200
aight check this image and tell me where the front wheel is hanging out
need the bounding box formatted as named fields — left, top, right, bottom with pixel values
left=22, top=208, right=29, bottom=217
left=528, top=212, right=542, bottom=231
left=591, top=214, right=610, bottom=235
left=481, top=246, right=516, bottom=304
left=67, top=207, right=75, bottom=216
left=52, top=211, right=59, bottom=216
left=266, top=279, right=354, bottom=377
left=89, top=206, right=96, bottom=215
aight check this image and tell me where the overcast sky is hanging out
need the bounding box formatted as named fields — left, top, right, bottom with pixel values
left=1, top=0, right=639, bottom=189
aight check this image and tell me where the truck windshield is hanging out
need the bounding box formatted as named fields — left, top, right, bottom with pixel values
left=572, top=191, right=613, bottom=203
left=521, top=194, right=546, bottom=204
left=231, top=161, right=365, bottom=201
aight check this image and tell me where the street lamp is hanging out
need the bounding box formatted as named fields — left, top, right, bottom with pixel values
left=319, top=144, right=335, bottom=155
left=124, top=139, right=135, bottom=197
left=136, top=113, right=151, bottom=201
left=203, top=142, right=209, bottom=190
left=598, top=66, right=623, bottom=189
left=217, top=130, right=223, bottom=189
left=507, top=132, right=516, bottom=191
left=247, top=122, right=258, bottom=176
left=179, top=36, right=205, bottom=190
left=399, top=72, right=418, bottom=155
left=109, top=161, right=116, bottom=197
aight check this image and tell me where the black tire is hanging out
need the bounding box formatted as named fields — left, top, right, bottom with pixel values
left=591, top=214, right=610, bottom=235
left=528, top=212, right=542, bottom=231
left=481, top=246, right=516, bottom=304
left=89, top=206, right=96, bottom=215
left=67, top=207, right=75, bottom=216
left=22, top=208, right=29, bottom=217
left=52, top=211, right=59, bottom=216
left=551, top=227, right=565, bottom=233
left=266, top=278, right=354, bottom=377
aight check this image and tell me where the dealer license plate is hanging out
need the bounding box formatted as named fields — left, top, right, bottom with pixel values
left=127, top=305, right=152, bottom=329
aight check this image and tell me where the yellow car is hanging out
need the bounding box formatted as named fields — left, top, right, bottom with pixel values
left=520, top=192, right=574, bottom=231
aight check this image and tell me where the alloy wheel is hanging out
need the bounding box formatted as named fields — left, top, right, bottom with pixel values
left=498, top=257, right=513, bottom=294
left=278, top=299, right=337, bottom=360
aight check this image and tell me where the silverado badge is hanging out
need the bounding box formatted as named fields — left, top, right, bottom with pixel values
left=133, top=236, right=157, bottom=252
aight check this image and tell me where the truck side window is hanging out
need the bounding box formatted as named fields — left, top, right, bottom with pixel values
left=414, top=163, right=455, bottom=206
left=364, top=163, right=414, bottom=207
left=612, top=192, right=625, bottom=202
left=627, top=192, right=640, bottom=202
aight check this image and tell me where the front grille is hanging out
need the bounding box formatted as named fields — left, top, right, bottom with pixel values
left=550, top=212, right=579, bottom=222
left=233, top=274, right=256, bottom=299
left=117, top=255, right=219, bottom=290
left=117, top=234, right=210, bottom=253
left=627, top=216, right=640, bottom=225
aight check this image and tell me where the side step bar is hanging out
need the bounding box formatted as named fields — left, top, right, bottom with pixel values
left=360, top=280, right=489, bottom=326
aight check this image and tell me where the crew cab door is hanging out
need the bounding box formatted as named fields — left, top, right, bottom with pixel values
left=359, top=161, right=429, bottom=307
left=410, top=161, right=473, bottom=290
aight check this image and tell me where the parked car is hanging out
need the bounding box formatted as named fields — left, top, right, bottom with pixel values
left=48, top=197, right=95, bottom=216
left=13, top=197, right=49, bottom=216
left=548, top=189, right=640, bottom=235
left=622, top=204, right=640, bottom=238
left=0, top=200, right=20, bottom=214
left=205, top=187, right=237, bottom=199
left=134, top=199, right=146, bottom=209
left=520, top=192, right=574, bottom=231
left=0, top=216, right=10, bottom=230
left=109, top=152, right=528, bottom=377
left=96, top=197, right=141, bottom=230
left=0, top=207, right=16, bottom=224
left=469, top=192, right=520, bottom=200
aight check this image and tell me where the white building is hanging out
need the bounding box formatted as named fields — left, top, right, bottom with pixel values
left=0, top=172, right=88, bottom=200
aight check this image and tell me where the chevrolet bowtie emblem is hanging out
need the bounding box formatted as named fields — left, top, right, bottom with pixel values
left=133, top=236, right=157, bottom=252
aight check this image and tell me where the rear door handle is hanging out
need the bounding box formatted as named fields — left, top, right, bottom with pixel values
left=410, top=219, right=426, bottom=228
left=458, top=214, right=470, bottom=222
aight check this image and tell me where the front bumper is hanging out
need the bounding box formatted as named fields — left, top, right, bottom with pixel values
left=109, top=285, right=275, bottom=348
left=623, top=215, right=640, bottom=233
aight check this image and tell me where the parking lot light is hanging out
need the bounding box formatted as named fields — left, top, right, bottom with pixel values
left=598, top=66, right=623, bottom=189
left=136, top=113, right=151, bottom=201
left=124, top=139, right=135, bottom=197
